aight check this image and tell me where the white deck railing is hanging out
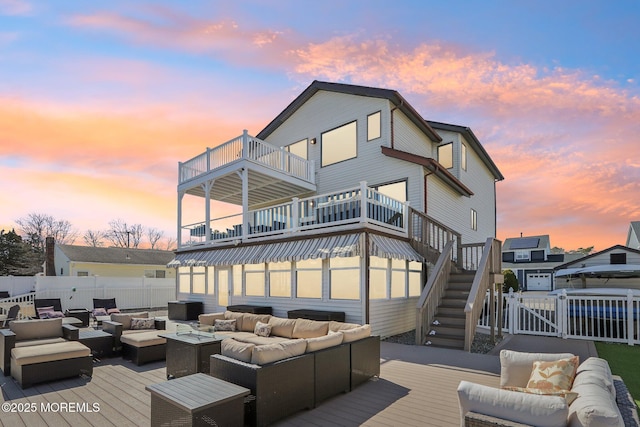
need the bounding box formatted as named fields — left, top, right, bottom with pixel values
left=181, top=182, right=408, bottom=247
left=179, top=131, right=315, bottom=185
left=477, top=289, right=640, bottom=345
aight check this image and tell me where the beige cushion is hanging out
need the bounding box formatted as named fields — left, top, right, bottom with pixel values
left=130, top=318, right=155, bottom=330
left=120, top=330, right=166, bottom=347
left=457, top=380, right=569, bottom=427
left=11, top=341, right=90, bottom=366
left=292, top=319, right=329, bottom=338
left=575, top=358, right=616, bottom=399
left=224, top=311, right=245, bottom=331
left=250, top=339, right=307, bottom=365
left=240, top=313, right=272, bottom=333
left=231, top=335, right=290, bottom=346
left=15, top=338, right=67, bottom=347
left=268, top=317, right=297, bottom=338
left=10, top=318, right=63, bottom=341
left=503, top=386, right=578, bottom=405
left=221, top=338, right=255, bottom=363
left=214, top=331, right=256, bottom=341
left=214, top=319, right=237, bottom=332
left=500, top=350, right=575, bottom=388
left=305, top=331, right=344, bottom=352
left=198, top=312, right=225, bottom=326
left=254, top=321, right=271, bottom=337
left=340, top=324, right=371, bottom=343
left=328, top=321, right=360, bottom=332
left=569, top=382, right=624, bottom=427
left=111, top=312, right=149, bottom=330
left=526, top=356, right=579, bottom=391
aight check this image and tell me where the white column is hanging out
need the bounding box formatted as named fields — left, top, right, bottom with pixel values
left=202, top=180, right=214, bottom=243
left=177, top=190, right=185, bottom=248
left=242, top=167, right=249, bottom=242
left=291, top=197, right=299, bottom=233
left=360, top=181, right=368, bottom=224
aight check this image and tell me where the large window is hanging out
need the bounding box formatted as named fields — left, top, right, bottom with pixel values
left=269, top=261, right=291, bottom=297
left=287, top=139, right=307, bottom=159
left=438, top=142, right=453, bottom=169
left=321, top=121, right=357, bottom=167
left=408, top=261, right=422, bottom=297
left=178, top=266, right=191, bottom=293
left=208, top=267, right=215, bottom=295
left=192, top=266, right=206, bottom=294
left=245, top=263, right=265, bottom=296
left=296, top=258, right=322, bottom=298
left=367, top=111, right=381, bottom=141
left=232, top=265, right=242, bottom=296
left=370, top=256, right=388, bottom=299
left=390, top=259, right=406, bottom=298
left=375, top=180, right=407, bottom=202
left=329, top=256, right=360, bottom=300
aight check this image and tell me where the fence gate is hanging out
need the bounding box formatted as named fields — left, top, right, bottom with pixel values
left=509, top=293, right=560, bottom=337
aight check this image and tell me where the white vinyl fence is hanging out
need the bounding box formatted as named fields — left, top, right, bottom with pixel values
left=0, top=276, right=36, bottom=297
left=478, top=289, right=640, bottom=346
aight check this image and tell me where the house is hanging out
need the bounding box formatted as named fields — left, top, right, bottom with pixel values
left=501, top=234, right=581, bottom=291
left=554, top=245, right=640, bottom=291
left=170, top=81, right=504, bottom=339
left=626, top=221, right=640, bottom=249
left=45, top=239, right=175, bottom=279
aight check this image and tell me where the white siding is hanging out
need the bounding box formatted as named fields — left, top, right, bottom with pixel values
left=370, top=298, right=418, bottom=338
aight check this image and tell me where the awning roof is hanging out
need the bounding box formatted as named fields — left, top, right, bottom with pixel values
left=168, top=233, right=423, bottom=267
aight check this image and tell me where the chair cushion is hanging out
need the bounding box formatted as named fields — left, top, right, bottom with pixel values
left=10, top=318, right=63, bottom=341
left=500, top=350, right=575, bottom=388
left=503, top=386, right=578, bottom=405
left=15, top=338, right=67, bottom=347
left=340, top=324, right=371, bottom=343
left=292, top=319, right=328, bottom=338
left=569, top=382, right=624, bottom=427
left=92, top=308, right=108, bottom=317
left=221, top=338, right=255, bottom=363
left=305, top=331, right=344, bottom=352
left=250, top=339, right=307, bottom=365
left=198, top=312, right=225, bottom=326
left=231, top=335, right=291, bottom=346
left=11, top=341, right=90, bottom=366
left=328, top=321, right=361, bottom=332
left=268, top=317, right=296, bottom=338
left=240, top=313, right=272, bottom=333
left=526, top=356, right=579, bottom=392
left=575, top=358, right=616, bottom=399
left=111, top=312, right=149, bottom=330
left=120, top=330, right=166, bottom=348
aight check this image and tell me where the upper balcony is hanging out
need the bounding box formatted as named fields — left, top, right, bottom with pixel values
left=178, top=131, right=316, bottom=206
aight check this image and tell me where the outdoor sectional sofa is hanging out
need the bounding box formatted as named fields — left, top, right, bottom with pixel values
left=199, top=310, right=380, bottom=427
left=0, top=317, right=93, bottom=388
left=103, top=311, right=167, bottom=365
left=458, top=349, right=638, bottom=427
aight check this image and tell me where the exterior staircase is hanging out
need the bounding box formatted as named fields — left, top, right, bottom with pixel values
left=425, top=272, right=474, bottom=350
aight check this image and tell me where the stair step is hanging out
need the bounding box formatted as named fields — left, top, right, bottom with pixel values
left=429, top=325, right=465, bottom=336
left=448, top=281, right=472, bottom=291
left=449, top=273, right=475, bottom=283
left=445, top=290, right=469, bottom=299
left=436, top=307, right=466, bottom=316
left=425, top=335, right=465, bottom=349
left=440, top=298, right=466, bottom=309
left=432, top=315, right=466, bottom=326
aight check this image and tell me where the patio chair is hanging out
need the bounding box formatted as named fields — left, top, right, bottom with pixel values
left=33, top=298, right=66, bottom=319
left=0, top=305, right=19, bottom=328
left=92, top=298, right=120, bottom=327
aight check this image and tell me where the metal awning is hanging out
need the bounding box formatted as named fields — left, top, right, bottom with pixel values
left=369, top=234, right=424, bottom=262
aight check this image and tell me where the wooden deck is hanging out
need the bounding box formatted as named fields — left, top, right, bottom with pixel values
left=0, top=340, right=504, bottom=427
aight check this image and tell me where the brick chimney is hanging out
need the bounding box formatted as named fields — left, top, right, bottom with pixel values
left=45, top=236, right=56, bottom=276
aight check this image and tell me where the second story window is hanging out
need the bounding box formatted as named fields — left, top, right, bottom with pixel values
left=321, top=121, right=357, bottom=167
left=471, top=208, right=478, bottom=231
left=461, top=143, right=467, bottom=171
left=367, top=111, right=381, bottom=141
left=438, top=142, right=453, bottom=169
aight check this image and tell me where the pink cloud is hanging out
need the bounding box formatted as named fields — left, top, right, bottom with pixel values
left=0, top=0, right=31, bottom=16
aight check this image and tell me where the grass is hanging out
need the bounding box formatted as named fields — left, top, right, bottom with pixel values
left=595, top=342, right=640, bottom=407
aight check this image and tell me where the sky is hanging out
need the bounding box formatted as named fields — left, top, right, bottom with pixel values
left=1, top=0, right=640, bottom=252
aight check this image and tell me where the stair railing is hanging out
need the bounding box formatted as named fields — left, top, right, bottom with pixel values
left=463, top=238, right=503, bottom=351
left=415, top=239, right=454, bottom=345
left=408, top=208, right=462, bottom=268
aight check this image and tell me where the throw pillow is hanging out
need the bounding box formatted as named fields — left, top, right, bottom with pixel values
left=527, top=356, right=580, bottom=392
left=503, top=386, right=579, bottom=405
left=107, top=308, right=121, bottom=314
left=37, top=306, right=55, bottom=319
left=49, top=310, right=65, bottom=318
left=92, top=307, right=108, bottom=317
left=254, top=321, right=272, bottom=337
left=214, top=319, right=237, bottom=332
left=130, top=318, right=155, bottom=330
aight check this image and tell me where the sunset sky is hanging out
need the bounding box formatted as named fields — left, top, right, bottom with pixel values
left=2, top=1, right=640, bottom=252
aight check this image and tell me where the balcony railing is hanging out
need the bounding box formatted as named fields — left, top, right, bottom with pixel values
left=181, top=182, right=408, bottom=247
left=179, top=130, right=315, bottom=185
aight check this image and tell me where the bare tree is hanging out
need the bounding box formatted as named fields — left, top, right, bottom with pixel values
left=105, top=219, right=143, bottom=248
left=147, top=227, right=165, bottom=249
left=83, top=229, right=105, bottom=247
left=16, top=213, right=77, bottom=253
left=163, top=236, right=177, bottom=251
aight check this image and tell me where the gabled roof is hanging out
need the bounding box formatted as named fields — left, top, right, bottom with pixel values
left=257, top=80, right=442, bottom=142
left=553, top=244, right=640, bottom=270
left=503, top=235, right=550, bottom=251
left=427, top=121, right=504, bottom=181
left=58, top=244, right=174, bottom=266
left=627, top=221, right=640, bottom=247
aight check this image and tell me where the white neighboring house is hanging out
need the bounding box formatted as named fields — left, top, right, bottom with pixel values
left=170, top=81, right=504, bottom=338
left=626, top=221, right=640, bottom=250
left=554, top=245, right=640, bottom=291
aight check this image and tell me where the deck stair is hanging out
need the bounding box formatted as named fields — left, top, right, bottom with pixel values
left=426, top=272, right=474, bottom=350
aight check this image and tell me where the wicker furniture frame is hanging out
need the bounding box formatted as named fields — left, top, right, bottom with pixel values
left=11, top=354, right=93, bottom=389
left=312, top=342, right=350, bottom=405
left=226, top=305, right=273, bottom=314
left=350, top=335, right=381, bottom=390
left=161, top=333, right=222, bottom=379
left=167, top=301, right=203, bottom=321
left=103, top=318, right=167, bottom=365
left=78, top=329, right=114, bottom=358
left=287, top=309, right=346, bottom=321
left=103, top=318, right=166, bottom=352
left=210, top=353, right=315, bottom=427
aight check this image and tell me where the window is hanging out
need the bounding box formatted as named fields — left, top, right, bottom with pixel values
left=367, top=111, right=381, bottom=141
left=502, top=252, right=515, bottom=263
left=208, top=267, right=215, bottom=295
left=269, top=261, right=291, bottom=297
left=408, top=261, right=422, bottom=297
left=245, top=263, right=265, bottom=296
left=390, top=259, right=406, bottom=298
left=145, top=269, right=166, bottom=278
left=438, top=142, right=453, bottom=169
left=329, top=256, right=360, bottom=300
left=77, top=271, right=89, bottom=277
left=232, top=265, right=242, bottom=296
left=321, top=121, right=357, bottom=167
left=471, top=208, right=478, bottom=231
left=287, top=139, right=307, bottom=159
left=610, top=253, right=627, bottom=264
left=296, top=258, right=322, bottom=298
left=370, top=256, right=388, bottom=299
left=178, top=267, right=191, bottom=293
left=461, top=143, right=467, bottom=171
left=374, top=180, right=407, bottom=202
left=192, top=266, right=206, bottom=294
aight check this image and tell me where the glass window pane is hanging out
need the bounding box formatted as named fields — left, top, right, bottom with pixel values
left=409, top=271, right=421, bottom=297
left=330, top=270, right=360, bottom=300
left=370, top=268, right=387, bottom=299
left=391, top=258, right=405, bottom=269
left=330, top=256, right=360, bottom=268
left=208, top=267, right=215, bottom=295
left=218, top=269, right=229, bottom=306
left=391, top=270, right=406, bottom=298
left=461, top=143, right=467, bottom=171
left=245, top=263, right=264, bottom=271
left=269, top=261, right=290, bottom=270
left=245, top=272, right=265, bottom=296
left=438, top=143, right=453, bottom=169
left=192, top=273, right=205, bottom=294
left=232, top=265, right=242, bottom=296
left=287, top=139, right=307, bottom=159
left=296, top=270, right=322, bottom=298
left=270, top=271, right=291, bottom=297
left=178, top=272, right=190, bottom=293
left=297, top=258, right=322, bottom=269
left=367, top=111, right=381, bottom=141
left=322, top=121, right=357, bottom=167
left=370, top=256, right=387, bottom=268
left=409, top=261, right=422, bottom=271
left=377, top=181, right=406, bottom=202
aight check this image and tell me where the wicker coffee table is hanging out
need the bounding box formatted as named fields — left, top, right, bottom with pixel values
left=146, top=373, right=249, bottom=427
left=160, top=332, right=222, bottom=379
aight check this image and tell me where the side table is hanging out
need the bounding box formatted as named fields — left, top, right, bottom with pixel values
left=79, top=329, right=114, bottom=358
left=66, top=309, right=90, bottom=327
left=160, top=332, right=222, bottom=379
left=168, top=301, right=203, bottom=321
left=146, top=373, right=249, bottom=427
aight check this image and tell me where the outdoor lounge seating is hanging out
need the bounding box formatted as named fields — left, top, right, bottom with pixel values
left=92, top=298, right=120, bottom=326
left=33, top=298, right=67, bottom=319
left=0, top=304, right=20, bottom=328
left=103, top=311, right=167, bottom=365
left=0, top=317, right=92, bottom=388
left=458, top=349, right=636, bottom=427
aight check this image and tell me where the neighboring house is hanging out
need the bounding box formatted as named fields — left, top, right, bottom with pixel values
left=626, top=221, right=640, bottom=249
left=554, top=245, right=640, bottom=291
left=46, top=241, right=176, bottom=279
left=501, top=235, right=582, bottom=291
left=170, top=80, right=503, bottom=338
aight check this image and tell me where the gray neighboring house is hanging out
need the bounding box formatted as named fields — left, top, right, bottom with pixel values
left=501, top=235, right=581, bottom=291
left=626, top=221, right=640, bottom=250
